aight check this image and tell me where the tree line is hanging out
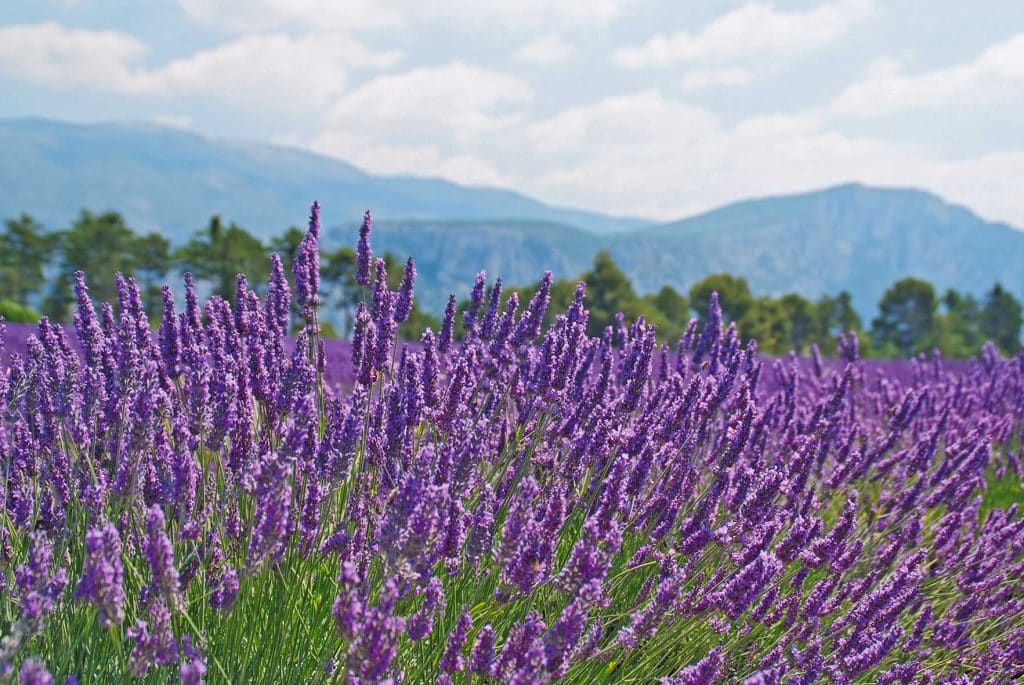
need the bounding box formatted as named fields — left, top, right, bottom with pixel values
left=0, top=211, right=435, bottom=340
left=478, top=251, right=1020, bottom=359
left=1, top=212, right=1020, bottom=358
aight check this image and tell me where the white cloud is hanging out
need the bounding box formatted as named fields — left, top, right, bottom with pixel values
left=0, top=23, right=399, bottom=114
left=831, top=34, right=1024, bottom=117
left=515, top=34, right=574, bottom=65
left=177, top=0, right=626, bottom=33
left=0, top=22, right=149, bottom=91
left=614, top=0, right=875, bottom=68
left=413, top=0, right=627, bottom=29
left=152, top=114, right=194, bottom=129
left=175, top=0, right=401, bottom=33
left=526, top=90, right=720, bottom=153
left=311, top=78, right=1024, bottom=227
left=311, top=63, right=532, bottom=185
left=324, top=63, right=532, bottom=140
left=151, top=33, right=400, bottom=112
left=681, top=67, right=753, bottom=90
left=511, top=90, right=1024, bottom=226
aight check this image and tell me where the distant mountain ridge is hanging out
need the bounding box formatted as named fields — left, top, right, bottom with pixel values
left=611, top=183, right=1024, bottom=318
left=0, top=118, right=645, bottom=238
left=1, top=117, right=1022, bottom=317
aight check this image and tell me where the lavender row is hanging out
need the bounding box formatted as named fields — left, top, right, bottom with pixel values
left=0, top=202, right=1022, bottom=683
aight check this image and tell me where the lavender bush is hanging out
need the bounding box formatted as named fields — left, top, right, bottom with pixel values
left=0, top=202, right=1023, bottom=682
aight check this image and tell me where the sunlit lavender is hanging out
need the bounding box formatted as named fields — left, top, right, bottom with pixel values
left=0, top=203, right=1022, bottom=682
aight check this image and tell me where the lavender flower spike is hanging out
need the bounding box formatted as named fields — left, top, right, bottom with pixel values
left=75, top=519, right=125, bottom=627
left=356, top=210, right=373, bottom=286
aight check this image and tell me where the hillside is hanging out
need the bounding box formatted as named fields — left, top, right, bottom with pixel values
left=2, top=118, right=1022, bottom=317
left=0, top=118, right=643, bottom=239
left=610, top=184, right=1024, bottom=317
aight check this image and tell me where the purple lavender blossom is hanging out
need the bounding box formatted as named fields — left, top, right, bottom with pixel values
left=18, top=659, right=53, bottom=685
left=394, top=256, right=416, bottom=323
left=440, top=612, right=472, bottom=673
left=143, top=506, right=182, bottom=612
left=356, top=210, right=373, bottom=286
left=75, top=520, right=124, bottom=627
left=127, top=599, right=178, bottom=677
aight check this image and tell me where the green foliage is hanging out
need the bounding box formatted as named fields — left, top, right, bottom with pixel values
left=739, top=297, right=791, bottom=353
left=0, top=299, right=41, bottom=324
left=776, top=293, right=816, bottom=353
left=0, top=214, right=55, bottom=307
left=176, top=216, right=269, bottom=302
left=689, top=274, right=753, bottom=324
left=871, top=277, right=938, bottom=358
left=812, top=292, right=862, bottom=354
left=43, top=211, right=170, bottom=321
left=925, top=290, right=984, bottom=359
left=980, top=282, right=1023, bottom=354
left=642, top=286, right=689, bottom=342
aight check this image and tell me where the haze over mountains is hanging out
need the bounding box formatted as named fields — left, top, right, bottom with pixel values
left=2, top=118, right=1022, bottom=316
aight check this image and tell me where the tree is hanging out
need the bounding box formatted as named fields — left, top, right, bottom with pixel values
left=740, top=297, right=791, bottom=354
left=176, top=216, right=269, bottom=302
left=980, top=283, right=1022, bottom=355
left=44, top=211, right=159, bottom=321
left=777, top=293, right=816, bottom=353
left=689, top=274, right=753, bottom=324
left=924, top=289, right=983, bottom=358
left=643, top=285, right=689, bottom=341
left=871, top=277, right=937, bottom=358
left=581, top=250, right=643, bottom=337
left=0, top=214, right=55, bottom=307
left=134, top=232, right=172, bottom=315
left=814, top=291, right=862, bottom=340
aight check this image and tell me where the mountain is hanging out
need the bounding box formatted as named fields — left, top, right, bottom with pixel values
left=1, top=117, right=1022, bottom=318
left=349, top=185, right=1024, bottom=315
left=0, top=118, right=645, bottom=239
left=609, top=183, right=1024, bottom=318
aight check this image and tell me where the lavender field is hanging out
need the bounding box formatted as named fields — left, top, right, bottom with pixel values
left=0, top=203, right=1022, bottom=683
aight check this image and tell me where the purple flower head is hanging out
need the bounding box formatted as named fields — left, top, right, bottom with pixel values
left=481, top=277, right=503, bottom=339
left=470, top=624, right=495, bottom=678
left=266, top=253, right=291, bottom=337
left=662, top=648, right=724, bottom=684
left=127, top=599, right=178, bottom=677
left=463, top=271, right=487, bottom=338
left=208, top=536, right=239, bottom=612
left=407, top=578, right=446, bottom=641
left=347, top=576, right=406, bottom=681
left=514, top=271, right=553, bottom=346
left=356, top=210, right=373, bottom=286
left=158, top=285, right=180, bottom=377
left=179, top=635, right=207, bottom=685
left=394, top=256, right=416, bottom=323
left=15, top=531, right=68, bottom=633
left=75, top=520, right=125, bottom=627
left=143, top=505, right=182, bottom=612
left=440, top=612, right=472, bottom=674
left=18, top=659, right=53, bottom=685
left=247, top=451, right=293, bottom=568
left=293, top=201, right=322, bottom=318
left=438, top=294, right=457, bottom=353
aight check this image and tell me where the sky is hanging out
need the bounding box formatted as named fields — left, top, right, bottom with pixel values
left=1, top=1, right=1023, bottom=225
